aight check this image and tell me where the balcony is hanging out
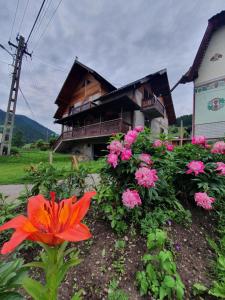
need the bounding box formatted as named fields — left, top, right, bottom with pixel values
left=54, top=118, right=131, bottom=151
left=142, top=95, right=165, bottom=119
left=70, top=101, right=97, bottom=115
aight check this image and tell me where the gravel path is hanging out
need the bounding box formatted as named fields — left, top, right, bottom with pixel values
left=0, top=174, right=100, bottom=202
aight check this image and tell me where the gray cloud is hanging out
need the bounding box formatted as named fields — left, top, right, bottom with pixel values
left=0, top=0, right=224, bottom=133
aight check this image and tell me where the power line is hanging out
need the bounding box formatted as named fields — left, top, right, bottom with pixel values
left=9, top=0, right=20, bottom=41
left=29, top=0, right=53, bottom=45
left=26, top=0, right=47, bottom=44
left=32, top=55, right=67, bottom=72
left=19, top=86, right=36, bottom=120
left=33, top=0, right=63, bottom=50
left=18, top=0, right=30, bottom=33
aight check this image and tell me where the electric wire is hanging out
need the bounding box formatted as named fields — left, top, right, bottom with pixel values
left=26, top=0, right=47, bottom=44
left=29, top=0, right=53, bottom=46
left=18, top=0, right=30, bottom=34
left=32, top=0, right=63, bottom=50
left=9, top=0, right=20, bottom=41
left=19, top=86, right=36, bottom=120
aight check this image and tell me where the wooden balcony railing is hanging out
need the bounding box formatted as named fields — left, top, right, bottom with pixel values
left=70, top=101, right=97, bottom=115
left=142, top=95, right=165, bottom=117
left=54, top=118, right=131, bottom=150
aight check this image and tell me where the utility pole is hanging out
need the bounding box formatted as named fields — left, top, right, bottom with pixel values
left=0, top=35, right=31, bottom=156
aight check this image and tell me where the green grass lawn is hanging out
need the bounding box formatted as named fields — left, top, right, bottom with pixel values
left=0, top=150, right=104, bottom=185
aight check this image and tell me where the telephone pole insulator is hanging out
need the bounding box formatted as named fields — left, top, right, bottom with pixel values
left=0, top=35, right=31, bottom=156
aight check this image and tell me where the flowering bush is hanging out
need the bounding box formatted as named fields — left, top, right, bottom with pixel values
left=96, top=129, right=225, bottom=234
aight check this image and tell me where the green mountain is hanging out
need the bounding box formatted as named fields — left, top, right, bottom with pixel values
left=0, top=109, right=56, bottom=144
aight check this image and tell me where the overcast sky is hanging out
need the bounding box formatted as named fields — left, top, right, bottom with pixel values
left=0, top=0, right=224, bottom=133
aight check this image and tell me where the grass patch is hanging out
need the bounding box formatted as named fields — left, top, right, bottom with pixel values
left=0, top=150, right=104, bottom=184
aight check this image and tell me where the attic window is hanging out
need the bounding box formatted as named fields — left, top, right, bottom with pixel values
left=81, top=79, right=91, bottom=87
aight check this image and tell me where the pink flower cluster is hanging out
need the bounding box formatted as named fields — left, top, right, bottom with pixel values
left=139, top=153, right=153, bottom=166
left=192, top=135, right=206, bottom=147
left=134, top=125, right=144, bottom=133
left=211, top=141, right=225, bottom=154
left=107, top=153, right=118, bottom=168
left=107, top=126, right=145, bottom=168
left=153, top=140, right=163, bottom=147
left=186, top=161, right=205, bottom=176
left=153, top=140, right=174, bottom=151
left=135, top=167, right=158, bottom=188
left=107, top=140, right=123, bottom=155
left=216, top=162, right=225, bottom=175
left=122, top=189, right=142, bottom=209
left=194, top=192, right=215, bottom=210
left=121, top=148, right=132, bottom=161
left=124, top=130, right=138, bottom=148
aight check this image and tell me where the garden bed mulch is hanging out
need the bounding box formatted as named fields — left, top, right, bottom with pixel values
left=16, top=208, right=217, bottom=300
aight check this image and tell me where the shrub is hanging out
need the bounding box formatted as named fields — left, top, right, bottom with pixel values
left=95, top=129, right=225, bottom=235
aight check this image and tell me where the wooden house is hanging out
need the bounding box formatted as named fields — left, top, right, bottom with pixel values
left=180, top=10, right=225, bottom=138
left=53, top=61, right=175, bottom=159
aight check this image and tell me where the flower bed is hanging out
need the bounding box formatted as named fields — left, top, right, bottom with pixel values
left=0, top=128, right=225, bottom=299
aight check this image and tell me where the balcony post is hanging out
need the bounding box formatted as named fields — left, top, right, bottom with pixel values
left=99, top=113, right=102, bottom=135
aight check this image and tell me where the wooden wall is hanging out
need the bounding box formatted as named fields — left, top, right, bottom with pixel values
left=62, top=73, right=109, bottom=116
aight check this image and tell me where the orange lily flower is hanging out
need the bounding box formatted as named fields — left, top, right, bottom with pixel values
left=0, top=191, right=96, bottom=255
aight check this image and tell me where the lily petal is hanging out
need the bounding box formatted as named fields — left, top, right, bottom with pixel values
left=0, top=215, right=28, bottom=231
left=1, top=230, right=31, bottom=254
left=56, top=223, right=92, bottom=242
left=70, top=191, right=96, bottom=225
left=27, top=195, right=51, bottom=229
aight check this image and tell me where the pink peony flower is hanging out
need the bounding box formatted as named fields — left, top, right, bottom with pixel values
left=134, top=125, right=144, bottom=133
left=166, top=144, right=174, bottom=151
left=186, top=161, right=205, bottom=176
left=211, top=141, right=225, bottom=154
left=153, top=140, right=163, bottom=147
left=192, top=135, right=206, bottom=147
left=124, top=130, right=138, bottom=147
left=121, top=148, right=132, bottom=161
left=139, top=153, right=153, bottom=166
left=216, top=162, right=225, bottom=175
left=194, top=192, right=215, bottom=210
left=107, top=153, right=118, bottom=168
left=135, top=167, right=158, bottom=188
left=122, top=189, right=142, bottom=209
left=107, top=140, right=123, bottom=155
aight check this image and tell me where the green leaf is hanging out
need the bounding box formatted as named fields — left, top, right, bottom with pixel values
left=163, top=275, right=175, bottom=288
left=0, top=291, right=24, bottom=300
left=192, top=283, right=208, bottom=296
left=22, top=277, right=48, bottom=300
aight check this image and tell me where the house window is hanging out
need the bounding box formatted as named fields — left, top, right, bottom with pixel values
left=81, top=79, right=91, bottom=87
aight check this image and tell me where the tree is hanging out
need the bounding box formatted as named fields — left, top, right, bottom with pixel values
left=12, top=130, right=24, bottom=147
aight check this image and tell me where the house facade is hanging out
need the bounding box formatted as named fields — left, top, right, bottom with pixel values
left=180, top=11, right=225, bottom=138
left=53, top=61, right=175, bottom=159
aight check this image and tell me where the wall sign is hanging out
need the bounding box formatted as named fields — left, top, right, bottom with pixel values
left=208, top=97, right=225, bottom=111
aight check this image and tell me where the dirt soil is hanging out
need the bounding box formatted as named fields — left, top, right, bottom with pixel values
left=15, top=208, right=218, bottom=300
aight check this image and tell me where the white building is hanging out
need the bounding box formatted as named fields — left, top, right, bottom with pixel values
left=180, top=11, right=225, bottom=138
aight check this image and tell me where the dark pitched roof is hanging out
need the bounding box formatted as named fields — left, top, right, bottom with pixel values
left=55, top=60, right=116, bottom=105
left=180, top=10, right=225, bottom=84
